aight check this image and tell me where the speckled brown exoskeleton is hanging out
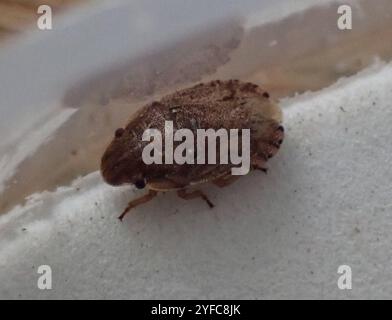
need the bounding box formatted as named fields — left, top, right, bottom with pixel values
left=101, top=80, right=284, bottom=220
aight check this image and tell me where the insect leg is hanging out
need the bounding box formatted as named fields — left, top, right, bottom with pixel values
left=118, top=190, right=158, bottom=221
left=177, top=189, right=214, bottom=208
left=251, top=156, right=268, bottom=173
left=257, top=167, right=268, bottom=174
left=212, top=175, right=240, bottom=188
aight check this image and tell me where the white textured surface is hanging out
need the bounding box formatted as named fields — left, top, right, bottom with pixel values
left=1, top=64, right=392, bottom=299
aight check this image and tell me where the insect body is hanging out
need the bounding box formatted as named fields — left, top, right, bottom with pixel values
left=101, top=80, right=284, bottom=220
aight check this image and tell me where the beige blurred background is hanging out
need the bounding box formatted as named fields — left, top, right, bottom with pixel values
left=0, top=0, right=83, bottom=41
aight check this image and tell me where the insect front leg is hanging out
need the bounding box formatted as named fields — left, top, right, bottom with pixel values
left=177, top=189, right=214, bottom=208
left=212, top=175, right=240, bottom=188
left=118, top=190, right=158, bottom=221
left=251, top=155, right=268, bottom=173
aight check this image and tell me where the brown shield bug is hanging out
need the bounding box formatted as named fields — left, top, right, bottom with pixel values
left=101, top=80, right=284, bottom=220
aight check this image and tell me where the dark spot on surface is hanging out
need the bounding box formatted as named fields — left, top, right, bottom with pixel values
left=169, top=105, right=180, bottom=112
left=263, top=92, right=270, bottom=98
left=71, top=149, right=78, bottom=156
left=135, top=179, right=146, bottom=189
left=151, top=101, right=162, bottom=108
left=241, top=82, right=257, bottom=92
left=277, top=125, right=284, bottom=132
left=115, top=128, right=125, bottom=138
left=339, top=106, right=346, bottom=112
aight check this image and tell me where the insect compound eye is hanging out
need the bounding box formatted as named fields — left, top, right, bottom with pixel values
left=135, top=179, right=146, bottom=189
left=115, top=128, right=125, bottom=138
